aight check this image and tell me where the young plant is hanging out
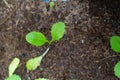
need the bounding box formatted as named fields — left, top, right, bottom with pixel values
left=5, top=58, right=21, bottom=80
left=110, top=36, right=120, bottom=79
left=114, top=61, right=120, bottom=78
left=25, top=22, right=66, bottom=71
left=26, top=22, right=65, bottom=46
left=110, top=36, right=120, bottom=53
left=49, top=1, right=55, bottom=8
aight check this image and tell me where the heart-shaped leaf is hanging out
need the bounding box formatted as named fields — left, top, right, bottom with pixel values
left=114, top=61, right=120, bottom=78
left=26, top=31, right=47, bottom=46
left=6, top=74, right=21, bottom=80
left=9, top=58, right=20, bottom=77
left=110, top=36, right=120, bottom=53
left=51, top=22, right=65, bottom=43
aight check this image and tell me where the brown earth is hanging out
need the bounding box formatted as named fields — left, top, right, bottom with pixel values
left=0, top=0, right=120, bottom=80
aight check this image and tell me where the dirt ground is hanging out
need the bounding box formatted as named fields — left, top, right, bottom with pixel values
left=0, top=0, right=120, bottom=80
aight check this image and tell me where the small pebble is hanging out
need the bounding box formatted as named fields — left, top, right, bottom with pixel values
left=81, top=40, right=84, bottom=43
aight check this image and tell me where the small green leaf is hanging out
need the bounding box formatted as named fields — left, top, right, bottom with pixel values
left=6, top=74, right=21, bottom=80
left=26, top=48, right=50, bottom=71
left=26, top=56, right=42, bottom=71
left=9, top=58, right=20, bottom=77
left=26, top=31, right=47, bottom=46
left=114, top=61, right=120, bottom=78
left=51, top=22, right=65, bottom=43
left=49, top=1, right=54, bottom=8
left=35, top=78, right=49, bottom=80
left=110, top=36, right=120, bottom=53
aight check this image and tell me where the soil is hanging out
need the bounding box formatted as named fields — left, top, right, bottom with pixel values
left=0, top=0, right=120, bottom=80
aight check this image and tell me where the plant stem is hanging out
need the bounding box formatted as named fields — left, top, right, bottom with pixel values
left=46, top=40, right=50, bottom=44
left=41, top=47, right=50, bottom=58
left=49, top=40, right=53, bottom=44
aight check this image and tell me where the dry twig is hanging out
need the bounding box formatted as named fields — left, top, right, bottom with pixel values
left=3, top=0, right=11, bottom=8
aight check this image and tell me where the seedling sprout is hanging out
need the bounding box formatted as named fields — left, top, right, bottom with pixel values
left=5, top=58, right=21, bottom=80
left=26, top=22, right=66, bottom=71
left=26, top=22, right=65, bottom=46
left=110, top=36, right=120, bottom=53
left=49, top=1, right=55, bottom=8
left=114, top=61, right=120, bottom=78
left=110, top=36, right=120, bottom=79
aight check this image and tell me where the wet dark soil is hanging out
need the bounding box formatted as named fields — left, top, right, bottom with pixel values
left=0, top=0, right=120, bottom=80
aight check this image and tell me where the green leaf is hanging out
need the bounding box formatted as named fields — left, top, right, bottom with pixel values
left=110, top=36, right=120, bottom=53
left=49, top=1, right=54, bottom=8
left=9, top=58, right=20, bottom=77
left=114, top=61, right=120, bottom=78
left=5, top=74, right=21, bottom=80
left=26, top=56, right=42, bottom=71
left=26, top=31, right=47, bottom=46
left=51, top=22, right=65, bottom=43
left=26, top=48, right=50, bottom=71
left=35, top=78, right=49, bottom=80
